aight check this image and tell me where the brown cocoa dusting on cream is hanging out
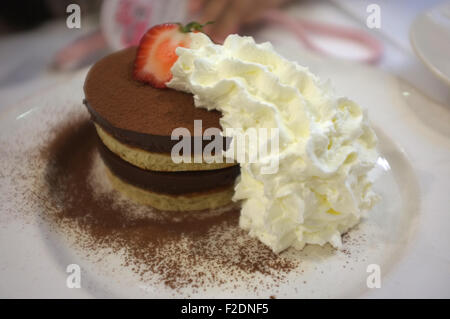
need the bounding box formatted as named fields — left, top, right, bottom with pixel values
left=38, top=118, right=298, bottom=291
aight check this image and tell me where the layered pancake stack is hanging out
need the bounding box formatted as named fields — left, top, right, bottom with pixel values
left=83, top=48, right=239, bottom=211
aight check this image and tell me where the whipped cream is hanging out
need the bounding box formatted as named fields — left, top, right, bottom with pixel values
left=167, top=33, right=379, bottom=253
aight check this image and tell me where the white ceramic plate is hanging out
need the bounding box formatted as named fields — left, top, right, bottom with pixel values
left=410, top=2, right=450, bottom=86
left=0, top=51, right=449, bottom=298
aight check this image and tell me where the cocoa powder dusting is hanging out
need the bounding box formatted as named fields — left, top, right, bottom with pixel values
left=38, top=118, right=298, bottom=292
left=84, top=47, right=222, bottom=136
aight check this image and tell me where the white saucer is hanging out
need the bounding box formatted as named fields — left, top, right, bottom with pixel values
left=410, top=2, right=450, bottom=86
left=0, top=51, right=449, bottom=298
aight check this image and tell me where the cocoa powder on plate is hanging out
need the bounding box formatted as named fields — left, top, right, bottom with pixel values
left=38, top=117, right=298, bottom=291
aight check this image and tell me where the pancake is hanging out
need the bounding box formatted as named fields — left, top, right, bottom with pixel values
left=97, top=136, right=240, bottom=195
left=83, top=47, right=240, bottom=211
left=94, top=123, right=234, bottom=172
left=104, top=166, right=235, bottom=212
left=83, top=47, right=224, bottom=154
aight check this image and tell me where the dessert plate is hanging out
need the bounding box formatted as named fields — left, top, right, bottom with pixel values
left=0, top=51, right=449, bottom=298
left=410, top=2, right=450, bottom=86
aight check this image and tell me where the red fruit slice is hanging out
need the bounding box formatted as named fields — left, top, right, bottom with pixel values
left=133, top=23, right=190, bottom=88
left=134, top=22, right=213, bottom=88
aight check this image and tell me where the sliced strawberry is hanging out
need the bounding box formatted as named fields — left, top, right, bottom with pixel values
left=133, top=22, right=213, bottom=88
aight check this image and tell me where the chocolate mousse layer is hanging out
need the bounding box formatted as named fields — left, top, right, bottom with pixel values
left=97, top=136, right=240, bottom=195
left=84, top=47, right=225, bottom=154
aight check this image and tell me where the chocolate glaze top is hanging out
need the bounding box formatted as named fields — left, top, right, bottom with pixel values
left=83, top=47, right=222, bottom=138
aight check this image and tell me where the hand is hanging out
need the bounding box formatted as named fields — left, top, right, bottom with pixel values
left=189, top=0, right=291, bottom=43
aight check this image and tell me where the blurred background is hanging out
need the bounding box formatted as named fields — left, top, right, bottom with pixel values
left=0, top=0, right=449, bottom=110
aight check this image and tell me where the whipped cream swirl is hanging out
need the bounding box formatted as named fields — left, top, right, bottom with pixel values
left=167, top=33, right=379, bottom=253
